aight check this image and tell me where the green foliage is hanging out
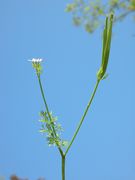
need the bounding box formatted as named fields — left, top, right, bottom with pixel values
left=65, top=0, right=135, bottom=33
left=65, top=3, right=77, bottom=12
left=39, top=111, right=68, bottom=147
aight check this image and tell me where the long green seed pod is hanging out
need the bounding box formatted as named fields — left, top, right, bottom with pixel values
left=97, top=13, right=114, bottom=80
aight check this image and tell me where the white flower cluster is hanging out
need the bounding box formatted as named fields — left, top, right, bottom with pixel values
left=28, top=58, right=43, bottom=63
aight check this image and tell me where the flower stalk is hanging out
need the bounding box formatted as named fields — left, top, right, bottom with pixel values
left=37, top=74, right=64, bottom=156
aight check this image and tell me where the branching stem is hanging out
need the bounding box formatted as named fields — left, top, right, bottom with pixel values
left=37, top=72, right=101, bottom=180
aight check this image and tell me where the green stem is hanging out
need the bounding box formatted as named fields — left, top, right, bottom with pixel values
left=37, top=75, right=52, bottom=123
left=62, top=155, right=65, bottom=180
left=65, top=79, right=100, bottom=156
left=37, top=74, right=64, bottom=157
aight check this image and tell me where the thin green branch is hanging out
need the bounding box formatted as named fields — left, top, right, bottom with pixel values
left=65, top=79, right=100, bottom=156
left=37, top=74, right=64, bottom=157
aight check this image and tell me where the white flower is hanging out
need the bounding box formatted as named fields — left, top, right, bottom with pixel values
left=28, top=58, right=43, bottom=63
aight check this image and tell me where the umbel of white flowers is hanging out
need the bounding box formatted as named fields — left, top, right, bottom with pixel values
left=28, top=58, right=43, bottom=63
left=28, top=58, right=43, bottom=76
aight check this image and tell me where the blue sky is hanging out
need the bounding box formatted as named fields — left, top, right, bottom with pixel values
left=0, top=0, right=135, bottom=180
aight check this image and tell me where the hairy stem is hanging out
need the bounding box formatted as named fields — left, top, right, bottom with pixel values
left=65, top=79, right=100, bottom=156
